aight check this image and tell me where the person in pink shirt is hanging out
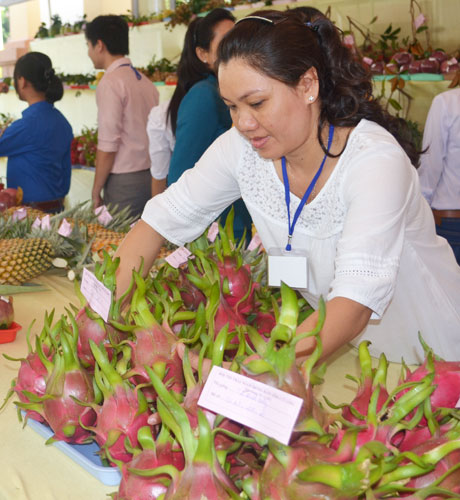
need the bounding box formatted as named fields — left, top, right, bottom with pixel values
left=85, top=15, right=159, bottom=218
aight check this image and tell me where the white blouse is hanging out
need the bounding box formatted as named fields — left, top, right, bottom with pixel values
left=418, top=88, right=460, bottom=209
left=146, top=101, right=175, bottom=180
left=142, top=119, right=460, bottom=364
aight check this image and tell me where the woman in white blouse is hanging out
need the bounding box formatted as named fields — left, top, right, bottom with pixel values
left=115, top=10, right=460, bottom=364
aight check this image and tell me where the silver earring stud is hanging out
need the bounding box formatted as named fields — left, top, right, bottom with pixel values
left=308, top=96, right=315, bottom=102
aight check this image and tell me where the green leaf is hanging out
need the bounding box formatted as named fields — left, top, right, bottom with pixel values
left=388, top=98, right=402, bottom=111
left=0, top=284, right=49, bottom=294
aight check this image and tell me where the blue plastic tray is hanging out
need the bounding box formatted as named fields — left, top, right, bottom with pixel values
left=25, top=416, right=122, bottom=486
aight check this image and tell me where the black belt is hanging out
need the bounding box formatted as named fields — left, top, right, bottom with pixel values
left=27, top=198, right=65, bottom=214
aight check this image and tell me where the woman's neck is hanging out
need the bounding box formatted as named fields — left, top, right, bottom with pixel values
left=27, top=95, right=46, bottom=105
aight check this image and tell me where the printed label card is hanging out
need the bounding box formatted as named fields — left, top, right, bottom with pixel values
left=80, top=268, right=112, bottom=322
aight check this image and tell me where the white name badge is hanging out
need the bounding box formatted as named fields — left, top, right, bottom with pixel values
left=268, top=247, right=308, bottom=289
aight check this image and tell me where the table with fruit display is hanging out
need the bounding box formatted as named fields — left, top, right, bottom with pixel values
left=1, top=214, right=459, bottom=499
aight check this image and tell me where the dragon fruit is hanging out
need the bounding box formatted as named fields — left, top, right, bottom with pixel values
left=239, top=283, right=328, bottom=431
left=147, top=367, right=240, bottom=500
left=74, top=306, right=122, bottom=368
left=85, top=340, right=152, bottom=463
left=1, top=336, right=52, bottom=423
left=41, top=329, right=96, bottom=443
left=402, top=357, right=460, bottom=412
left=254, top=438, right=342, bottom=500
left=125, top=271, right=184, bottom=401
left=112, top=426, right=185, bottom=500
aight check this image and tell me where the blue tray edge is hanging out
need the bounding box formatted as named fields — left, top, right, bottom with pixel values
left=24, top=415, right=122, bottom=487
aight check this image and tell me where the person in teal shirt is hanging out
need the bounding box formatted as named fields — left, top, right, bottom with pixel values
left=166, top=8, right=252, bottom=241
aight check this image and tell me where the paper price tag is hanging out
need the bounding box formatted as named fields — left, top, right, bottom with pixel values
left=95, top=205, right=113, bottom=226
left=165, top=247, right=192, bottom=268
left=198, top=366, right=303, bottom=445
left=363, top=56, right=373, bottom=66
left=12, top=207, right=27, bottom=222
left=41, top=215, right=51, bottom=230
left=32, top=217, right=41, bottom=230
left=248, top=232, right=263, bottom=252
left=58, top=218, right=73, bottom=237
left=80, top=268, right=112, bottom=322
left=207, top=222, right=219, bottom=242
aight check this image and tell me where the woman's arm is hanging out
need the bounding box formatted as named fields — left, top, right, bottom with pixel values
left=151, top=177, right=167, bottom=197
left=295, top=296, right=372, bottom=362
left=114, top=220, right=165, bottom=299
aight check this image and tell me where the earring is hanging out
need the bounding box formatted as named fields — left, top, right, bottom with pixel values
left=308, top=96, right=315, bottom=102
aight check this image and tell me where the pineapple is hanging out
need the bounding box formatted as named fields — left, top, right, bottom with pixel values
left=0, top=238, right=54, bottom=285
left=2, top=205, right=47, bottom=221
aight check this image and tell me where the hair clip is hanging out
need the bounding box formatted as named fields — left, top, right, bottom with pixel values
left=235, top=15, right=274, bottom=25
left=305, top=21, right=319, bottom=31
left=44, top=67, right=55, bottom=81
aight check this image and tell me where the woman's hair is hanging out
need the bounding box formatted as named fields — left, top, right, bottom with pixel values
left=288, top=6, right=326, bottom=22
left=14, top=52, right=63, bottom=103
left=85, top=15, right=129, bottom=55
left=217, top=10, right=420, bottom=166
left=167, top=8, right=235, bottom=135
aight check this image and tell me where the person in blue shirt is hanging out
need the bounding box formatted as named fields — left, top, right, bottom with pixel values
left=166, top=8, right=252, bottom=242
left=0, top=52, right=73, bottom=213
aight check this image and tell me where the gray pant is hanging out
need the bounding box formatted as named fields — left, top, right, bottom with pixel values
left=103, top=169, right=152, bottom=219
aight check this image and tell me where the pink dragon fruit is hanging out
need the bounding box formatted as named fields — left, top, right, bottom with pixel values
left=86, top=340, right=152, bottom=463
left=42, top=330, right=96, bottom=443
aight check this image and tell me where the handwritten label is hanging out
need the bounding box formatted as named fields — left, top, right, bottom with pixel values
left=80, top=268, right=112, bottom=322
left=95, top=205, right=113, bottom=226
left=58, top=218, right=73, bottom=237
left=198, top=366, right=303, bottom=445
left=414, top=13, right=426, bottom=30
left=12, top=207, right=27, bottom=222
left=207, top=222, right=219, bottom=242
left=165, top=247, right=192, bottom=268
left=41, top=215, right=51, bottom=230
left=248, top=232, right=263, bottom=252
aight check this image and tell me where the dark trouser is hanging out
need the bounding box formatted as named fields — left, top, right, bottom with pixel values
left=436, top=217, right=460, bottom=265
left=103, top=170, right=152, bottom=219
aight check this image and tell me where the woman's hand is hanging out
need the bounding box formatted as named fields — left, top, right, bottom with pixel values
left=114, top=220, right=165, bottom=300
left=295, top=296, right=372, bottom=362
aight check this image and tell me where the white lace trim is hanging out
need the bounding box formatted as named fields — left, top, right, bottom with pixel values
left=335, top=252, right=400, bottom=279
left=236, top=131, right=369, bottom=237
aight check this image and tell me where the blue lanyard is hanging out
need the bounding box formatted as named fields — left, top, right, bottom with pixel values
left=282, top=124, right=335, bottom=251
left=119, top=63, right=142, bottom=81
